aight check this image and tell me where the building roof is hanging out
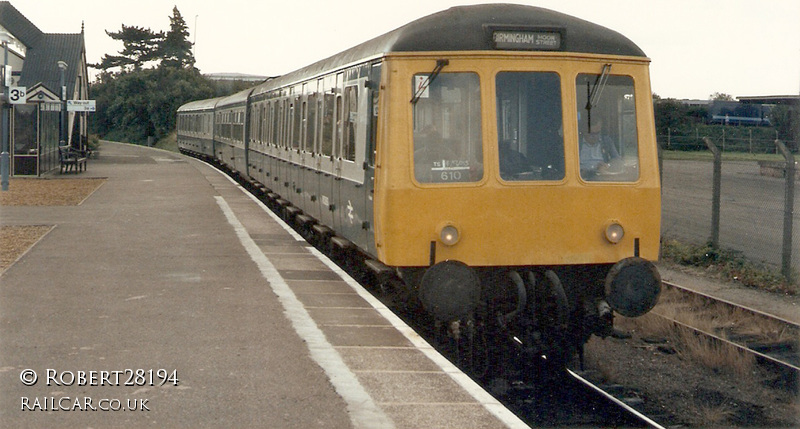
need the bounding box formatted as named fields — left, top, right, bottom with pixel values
left=738, top=95, right=800, bottom=106
left=18, top=33, right=84, bottom=94
left=0, top=1, right=43, bottom=47
left=0, top=1, right=86, bottom=97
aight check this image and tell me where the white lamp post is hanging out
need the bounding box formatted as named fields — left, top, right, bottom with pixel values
left=57, top=61, right=68, bottom=148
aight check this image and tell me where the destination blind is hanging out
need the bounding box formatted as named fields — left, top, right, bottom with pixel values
left=493, top=30, right=562, bottom=51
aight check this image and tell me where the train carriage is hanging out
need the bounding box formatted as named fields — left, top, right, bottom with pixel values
left=178, top=4, right=662, bottom=378
left=214, top=89, right=254, bottom=174
left=176, top=97, right=220, bottom=158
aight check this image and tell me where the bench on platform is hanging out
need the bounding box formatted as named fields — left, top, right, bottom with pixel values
left=59, top=146, right=88, bottom=174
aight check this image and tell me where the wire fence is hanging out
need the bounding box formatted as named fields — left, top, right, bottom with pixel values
left=660, top=138, right=797, bottom=280
left=658, top=127, right=783, bottom=154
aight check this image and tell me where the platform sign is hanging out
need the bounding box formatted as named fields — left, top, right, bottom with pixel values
left=67, top=100, right=96, bottom=112
left=8, top=86, right=26, bottom=104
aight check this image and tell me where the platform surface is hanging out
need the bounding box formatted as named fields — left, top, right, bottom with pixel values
left=0, top=142, right=524, bottom=428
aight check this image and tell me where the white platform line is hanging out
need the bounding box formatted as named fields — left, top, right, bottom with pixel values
left=215, top=196, right=394, bottom=429
left=307, top=247, right=530, bottom=429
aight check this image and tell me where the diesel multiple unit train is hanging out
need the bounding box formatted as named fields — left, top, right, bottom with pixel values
left=178, top=4, right=662, bottom=377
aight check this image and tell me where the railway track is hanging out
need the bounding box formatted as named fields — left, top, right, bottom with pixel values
left=655, top=281, right=799, bottom=377
left=567, top=369, right=666, bottom=428
left=495, top=368, right=667, bottom=428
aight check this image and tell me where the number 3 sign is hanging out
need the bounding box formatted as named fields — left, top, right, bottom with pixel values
left=9, top=86, right=27, bottom=104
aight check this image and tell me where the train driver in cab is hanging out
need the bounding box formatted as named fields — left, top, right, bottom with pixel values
left=579, top=117, right=621, bottom=179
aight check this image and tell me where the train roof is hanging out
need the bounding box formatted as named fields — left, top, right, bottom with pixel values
left=255, top=4, right=646, bottom=93
left=177, top=97, right=222, bottom=112
left=215, top=87, right=257, bottom=109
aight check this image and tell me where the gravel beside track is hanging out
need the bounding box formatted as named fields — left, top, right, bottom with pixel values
left=584, top=321, right=797, bottom=427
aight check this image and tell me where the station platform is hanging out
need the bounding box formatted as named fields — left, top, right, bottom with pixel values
left=0, top=142, right=526, bottom=428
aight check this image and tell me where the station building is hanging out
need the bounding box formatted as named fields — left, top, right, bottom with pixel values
left=1, top=1, right=89, bottom=176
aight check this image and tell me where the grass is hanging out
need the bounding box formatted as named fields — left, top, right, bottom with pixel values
left=672, top=326, right=756, bottom=376
left=154, top=131, right=179, bottom=153
left=661, top=238, right=799, bottom=295
left=618, top=284, right=795, bottom=377
left=690, top=403, right=735, bottom=427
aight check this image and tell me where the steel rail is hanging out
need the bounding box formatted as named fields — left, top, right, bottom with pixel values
left=657, top=281, right=799, bottom=373
left=567, top=369, right=667, bottom=429
left=663, top=280, right=800, bottom=328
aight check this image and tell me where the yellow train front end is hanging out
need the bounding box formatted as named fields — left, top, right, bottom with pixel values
left=377, top=52, right=660, bottom=265
left=373, top=51, right=661, bottom=363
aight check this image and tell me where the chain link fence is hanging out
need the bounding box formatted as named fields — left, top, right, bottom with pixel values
left=660, top=135, right=797, bottom=280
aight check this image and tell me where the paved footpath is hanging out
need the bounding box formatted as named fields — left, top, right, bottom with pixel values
left=0, top=142, right=524, bottom=429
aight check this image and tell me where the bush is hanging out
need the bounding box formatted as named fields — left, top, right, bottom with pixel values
left=89, top=68, right=215, bottom=145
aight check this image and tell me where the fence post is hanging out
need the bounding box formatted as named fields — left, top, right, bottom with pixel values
left=704, top=137, right=721, bottom=249
left=774, top=140, right=795, bottom=280
left=667, top=127, right=671, bottom=149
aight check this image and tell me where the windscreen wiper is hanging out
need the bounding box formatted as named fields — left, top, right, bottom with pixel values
left=411, top=59, right=449, bottom=104
left=585, top=63, right=612, bottom=131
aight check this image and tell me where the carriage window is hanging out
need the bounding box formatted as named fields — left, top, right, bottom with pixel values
left=342, top=86, right=358, bottom=162
left=496, top=72, right=564, bottom=181
left=413, top=72, right=482, bottom=183
left=321, top=92, right=334, bottom=157
left=306, top=95, right=316, bottom=152
left=576, top=74, right=639, bottom=182
left=292, top=98, right=302, bottom=150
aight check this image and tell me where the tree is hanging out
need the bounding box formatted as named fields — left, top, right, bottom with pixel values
left=160, top=7, right=195, bottom=69
left=654, top=98, right=691, bottom=134
left=769, top=104, right=799, bottom=150
left=709, top=92, right=735, bottom=101
left=93, top=25, right=164, bottom=72
left=90, top=67, right=215, bottom=144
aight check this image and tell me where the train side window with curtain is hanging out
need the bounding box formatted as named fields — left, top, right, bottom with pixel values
left=412, top=72, right=483, bottom=183
left=576, top=74, right=639, bottom=182
left=496, top=72, right=564, bottom=181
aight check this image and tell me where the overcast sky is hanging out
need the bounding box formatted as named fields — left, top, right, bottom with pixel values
left=12, top=0, right=800, bottom=100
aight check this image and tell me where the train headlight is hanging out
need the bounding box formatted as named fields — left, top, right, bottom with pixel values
left=439, top=224, right=460, bottom=246
left=605, top=222, right=624, bottom=244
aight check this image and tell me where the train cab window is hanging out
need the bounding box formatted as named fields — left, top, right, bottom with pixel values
left=412, top=72, right=482, bottom=183
left=576, top=74, right=639, bottom=182
left=495, top=72, right=564, bottom=181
